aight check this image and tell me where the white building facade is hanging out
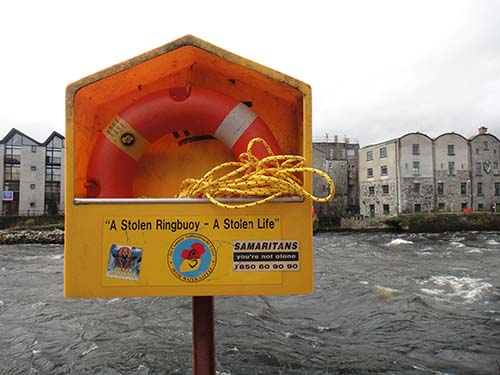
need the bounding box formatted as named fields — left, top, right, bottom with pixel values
left=1, top=129, right=64, bottom=216
left=359, top=128, right=500, bottom=217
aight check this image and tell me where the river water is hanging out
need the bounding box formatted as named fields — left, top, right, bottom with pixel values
left=0, top=232, right=499, bottom=374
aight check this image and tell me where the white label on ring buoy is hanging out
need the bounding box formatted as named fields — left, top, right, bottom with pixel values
left=103, top=116, right=151, bottom=161
left=213, top=102, right=258, bottom=148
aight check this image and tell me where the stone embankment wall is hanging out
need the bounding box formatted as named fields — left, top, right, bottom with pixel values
left=0, top=216, right=64, bottom=244
left=340, top=217, right=396, bottom=231
left=340, top=213, right=500, bottom=233
left=0, top=229, right=64, bottom=244
left=390, top=213, right=500, bottom=232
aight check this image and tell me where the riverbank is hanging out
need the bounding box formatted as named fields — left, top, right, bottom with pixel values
left=338, top=212, right=500, bottom=233
left=0, top=227, right=64, bottom=244
left=0, top=216, right=64, bottom=244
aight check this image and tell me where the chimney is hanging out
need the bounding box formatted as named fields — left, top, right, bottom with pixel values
left=478, top=126, right=488, bottom=134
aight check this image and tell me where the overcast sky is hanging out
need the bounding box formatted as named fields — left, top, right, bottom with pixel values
left=1, top=0, right=499, bottom=146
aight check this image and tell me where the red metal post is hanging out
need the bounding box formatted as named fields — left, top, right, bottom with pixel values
left=192, top=296, right=216, bottom=375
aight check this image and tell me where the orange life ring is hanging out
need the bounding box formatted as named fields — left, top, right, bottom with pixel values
left=86, top=87, right=282, bottom=198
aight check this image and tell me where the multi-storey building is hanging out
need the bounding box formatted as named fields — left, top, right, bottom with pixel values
left=359, top=127, right=500, bottom=217
left=469, top=127, right=500, bottom=212
left=312, top=136, right=359, bottom=221
left=358, top=138, right=399, bottom=217
left=1, top=128, right=65, bottom=216
left=399, top=133, right=435, bottom=213
left=434, top=133, right=471, bottom=212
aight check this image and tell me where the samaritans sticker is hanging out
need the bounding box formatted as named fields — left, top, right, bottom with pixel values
left=167, top=233, right=217, bottom=282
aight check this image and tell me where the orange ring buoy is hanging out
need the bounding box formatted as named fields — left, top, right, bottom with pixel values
left=86, top=86, right=282, bottom=198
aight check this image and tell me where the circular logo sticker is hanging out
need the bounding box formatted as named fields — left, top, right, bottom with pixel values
left=167, top=233, right=217, bottom=283
left=120, top=132, right=136, bottom=147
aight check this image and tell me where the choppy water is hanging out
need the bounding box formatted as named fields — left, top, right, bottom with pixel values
left=1, top=232, right=500, bottom=374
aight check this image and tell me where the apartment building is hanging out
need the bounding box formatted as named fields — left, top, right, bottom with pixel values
left=1, top=128, right=65, bottom=216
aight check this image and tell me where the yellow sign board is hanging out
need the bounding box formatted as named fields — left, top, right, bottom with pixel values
left=102, top=215, right=287, bottom=286
left=65, top=35, right=312, bottom=297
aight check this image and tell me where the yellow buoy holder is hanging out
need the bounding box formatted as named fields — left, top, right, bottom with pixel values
left=177, top=138, right=335, bottom=209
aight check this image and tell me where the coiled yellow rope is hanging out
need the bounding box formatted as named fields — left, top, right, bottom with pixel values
left=177, top=138, right=335, bottom=209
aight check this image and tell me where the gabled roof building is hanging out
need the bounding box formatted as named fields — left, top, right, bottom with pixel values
left=358, top=127, right=500, bottom=218
left=1, top=128, right=65, bottom=216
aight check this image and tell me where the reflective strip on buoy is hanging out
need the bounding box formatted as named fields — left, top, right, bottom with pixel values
left=213, top=102, right=257, bottom=148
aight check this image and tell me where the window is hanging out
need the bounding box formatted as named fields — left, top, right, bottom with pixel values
left=367, top=168, right=373, bottom=178
left=380, top=165, right=388, bottom=176
left=496, top=182, right=500, bottom=196
left=383, top=204, right=390, bottom=215
left=414, top=204, right=421, bottom=213
left=31, top=145, right=37, bottom=153
left=438, top=203, right=445, bottom=212
left=30, top=202, right=35, bottom=208
left=382, top=185, right=389, bottom=195
left=476, top=148, right=479, bottom=155
left=447, top=144, right=455, bottom=155
left=369, top=204, right=375, bottom=218
left=461, top=202, right=468, bottom=210
left=460, top=182, right=467, bottom=195
left=4, top=181, right=19, bottom=192
left=366, top=151, right=373, bottom=161
left=46, top=141, right=62, bottom=165
left=494, top=162, right=499, bottom=175
left=46, top=165, right=62, bottom=181
left=30, top=184, right=36, bottom=189
left=414, top=183, right=420, bottom=194
left=477, top=182, right=483, bottom=196
left=413, top=161, right=420, bottom=175
left=329, top=149, right=334, bottom=159
left=476, top=162, right=482, bottom=175
left=45, top=181, right=61, bottom=193
left=448, top=162, right=455, bottom=176
left=478, top=203, right=484, bottom=211
left=4, top=145, right=21, bottom=164
left=483, top=141, right=488, bottom=150
left=380, top=147, right=387, bottom=158
left=30, top=165, right=36, bottom=171
left=437, top=182, right=444, bottom=195
left=4, top=164, right=20, bottom=180
left=412, top=144, right=420, bottom=155
left=368, top=186, right=375, bottom=195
